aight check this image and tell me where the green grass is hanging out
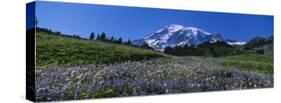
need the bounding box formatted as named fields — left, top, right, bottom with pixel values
left=36, top=31, right=165, bottom=68
left=35, top=30, right=273, bottom=75
left=219, top=54, right=273, bottom=74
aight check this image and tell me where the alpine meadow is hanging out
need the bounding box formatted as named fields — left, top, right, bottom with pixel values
left=27, top=1, right=274, bottom=102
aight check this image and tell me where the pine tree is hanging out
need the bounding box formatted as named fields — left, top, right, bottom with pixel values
left=100, top=32, right=106, bottom=41
left=127, top=40, right=132, bottom=45
left=73, top=34, right=80, bottom=39
left=89, top=32, right=95, bottom=40
left=110, top=36, right=114, bottom=42
left=141, top=43, right=152, bottom=49
left=118, top=37, right=122, bottom=44
left=96, top=34, right=100, bottom=40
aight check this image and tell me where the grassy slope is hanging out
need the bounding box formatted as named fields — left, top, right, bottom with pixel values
left=36, top=30, right=273, bottom=74
left=34, top=31, right=273, bottom=101
left=36, top=31, right=165, bottom=68
left=218, top=54, right=273, bottom=74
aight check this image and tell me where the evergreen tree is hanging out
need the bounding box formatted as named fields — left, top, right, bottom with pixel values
left=127, top=40, right=132, bottom=45
left=73, top=34, right=80, bottom=39
left=96, top=34, right=100, bottom=40
left=164, top=47, right=172, bottom=54
left=89, top=32, right=95, bottom=40
left=118, top=37, right=122, bottom=44
left=110, top=36, right=114, bottom=42
left=141, top=43, right=152, bottom=49
left=100, top=32, right=106, bottom=41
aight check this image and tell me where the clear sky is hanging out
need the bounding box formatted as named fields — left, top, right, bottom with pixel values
left=34, top=1, right=273, bottom=41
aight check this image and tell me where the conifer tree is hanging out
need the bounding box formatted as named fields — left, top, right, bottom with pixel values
left=127, top=40, right=132, bottom=45
left=89, top=32, right=95, bottom=40
left=118, top=37, right=122, bottom=44
left=110, top=36, right=114, bottom=42
left=100, top=32, right=106, bottom=41
left=96, top=34, right=100, bottom=40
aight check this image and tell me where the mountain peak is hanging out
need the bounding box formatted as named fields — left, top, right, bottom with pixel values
left=166, top=24, right=185, bottom=29
left=133, top=24, right=224, bottom=51
left=153, top=24, right=185, bottom=34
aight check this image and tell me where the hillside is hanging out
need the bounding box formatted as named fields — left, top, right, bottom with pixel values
left=164, top=42, right=245, bottom=57
left=244, top=36, right=273, bottom=50
left=219, top=54, right=273, bottom=74
left=36, top=30, right=165, bottom=68
left=34, top=28, right=273, bottom=101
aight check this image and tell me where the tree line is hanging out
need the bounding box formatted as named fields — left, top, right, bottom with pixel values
left=88, top=32, right=132, bottom=45
left=164, top=42, right=245, bottom=57
left=89, top=32, right=154, bottom=50
left=37, top=27, right=159, bottom=51
left=36, top=27, right=131, bottom=44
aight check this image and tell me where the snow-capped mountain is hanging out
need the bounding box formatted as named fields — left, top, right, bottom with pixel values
left=225, top=39, right=246, bottom=46
left=133, top=24, right=224, bottom=51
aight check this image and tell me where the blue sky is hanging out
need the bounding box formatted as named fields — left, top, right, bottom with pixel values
left=33, top=1, right=273, bottom=41
left=26, top=2, right=35, bottom=30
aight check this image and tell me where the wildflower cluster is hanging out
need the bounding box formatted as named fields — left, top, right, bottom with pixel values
left=35, top=57, right=273, bottom=101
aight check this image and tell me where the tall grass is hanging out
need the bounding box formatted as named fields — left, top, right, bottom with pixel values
left=36, top=31, right=165, bottom=68
left=219, top=54, right=273, bottom=74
